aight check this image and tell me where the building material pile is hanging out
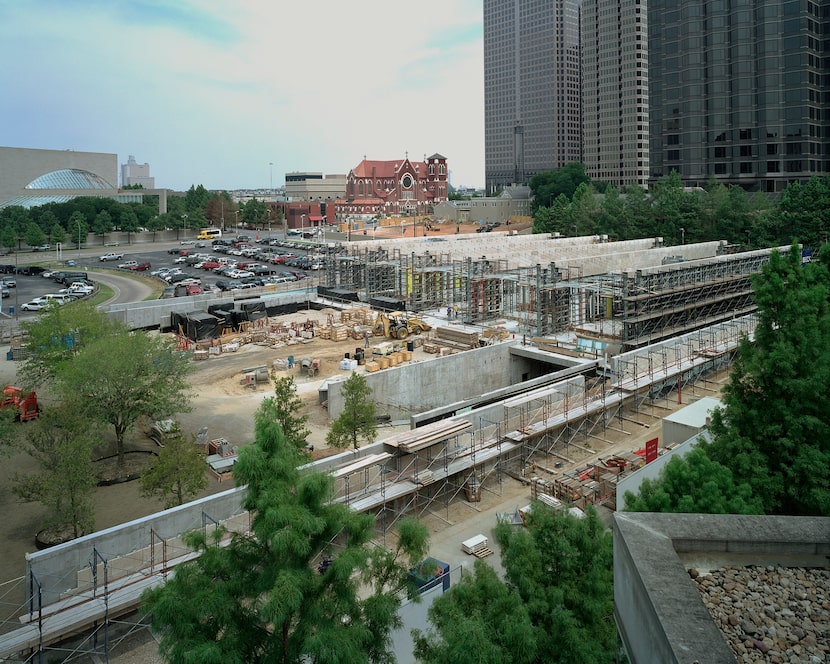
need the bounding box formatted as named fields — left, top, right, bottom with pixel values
left=434, top=326, right=480, bottom=350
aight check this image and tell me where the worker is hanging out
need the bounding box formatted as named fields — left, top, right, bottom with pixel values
left=365, top=330, right=370, bottom=348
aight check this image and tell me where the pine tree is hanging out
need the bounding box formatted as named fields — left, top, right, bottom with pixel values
left=326, top=372, right=376, bottom=451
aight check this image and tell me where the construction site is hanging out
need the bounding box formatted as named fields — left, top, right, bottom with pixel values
left=0, top=231, right=781, bottom=663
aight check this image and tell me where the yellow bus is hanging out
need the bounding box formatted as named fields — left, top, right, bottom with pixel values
left=196, top=228, right=222, bottom=240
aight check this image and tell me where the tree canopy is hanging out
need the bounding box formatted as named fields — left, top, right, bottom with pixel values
left=703, top=244, right=830, bottom=515
left=326, top=372, right=377, bottom=451
left=624, top=446, right=763, bottom=514
left=140, top=423, right=207, bottom=509
left=415, top=504, right=615, bottom=664
left=55, top=331, right=193, bottom=465
left=142, top=400, right=428, bottom=663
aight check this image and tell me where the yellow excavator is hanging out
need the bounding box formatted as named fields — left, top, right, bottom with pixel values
left=373, top=312, right=432, bottom=340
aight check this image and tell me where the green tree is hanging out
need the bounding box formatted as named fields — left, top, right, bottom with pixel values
left=529, top=163, right=590, bottom=211
left=413, top=560, right=538, bottom=664
left=12, top=404, right=99, bottom=538
left=495, top=504, right=615, bottom=664
left=532, top=193, right=569, bottom=234
left=326, top=372, right=377, bottom=451
left=120, top=208, right=140, bottom=244
left=142, top=401, right=428, bottom=663
left=92, top=209, right=113, bottom=244
left=775, top=176, right=830, bottom=247
left=55, top=331, right=193, bottom=465
left=67, top=210, right=87, bottom=249
left=704, top=244, right=830, bottom=515
left=24, top=221, right=46, bottom=249
left=262, top=374, right=310, bottom=449
left=49, top=222, right=66, bottom=246
left=20, top=302, right=124, bottom=386
left=242, top=198, right=269, bottom=229
left=140, top=423, right=207, bottom=509
left=623, top=446, right=763, bottom=514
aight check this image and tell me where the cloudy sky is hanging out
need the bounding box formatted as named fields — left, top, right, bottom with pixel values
left=0, top=1, right=484, bottom=191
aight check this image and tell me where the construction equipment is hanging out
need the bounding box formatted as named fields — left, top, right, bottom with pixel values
left=301, top=358, right=321, bottom=377
left=1, top=385, right=40, bottom=421
left=373, top=312, right=432, bottom=340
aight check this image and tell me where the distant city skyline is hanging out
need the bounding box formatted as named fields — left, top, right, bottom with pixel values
left=0, top=1, right=485, bottom=191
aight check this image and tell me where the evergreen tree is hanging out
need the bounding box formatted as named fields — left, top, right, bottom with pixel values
left=623, top=446, right=763, bottom=514
left=142, top=402, right=428, bottom=663
left=326, top=372, right=377, bottom=451
left=704, top=244, right=830, bottom=515
left=413, top=560, right=538, bottom=664
left=263, top=374, right=310, bottom=449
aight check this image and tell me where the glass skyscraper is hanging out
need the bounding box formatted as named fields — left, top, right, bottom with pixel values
left=484, top=0, right=583, bottom=193
left=648, top=0, right=829, bottom=193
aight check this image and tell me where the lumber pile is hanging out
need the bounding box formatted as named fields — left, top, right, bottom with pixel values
left=385, top=419, right=473, bottom=453
left=435, top=326, right=480, bottom=350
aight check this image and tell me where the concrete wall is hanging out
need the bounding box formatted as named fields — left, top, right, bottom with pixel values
left=326, top=343, right=516, bottom=420
left=27, top=487, right=246, bottom=604
left=614, top=513, right=830, bottom=663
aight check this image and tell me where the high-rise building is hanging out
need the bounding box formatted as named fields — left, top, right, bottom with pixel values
left=483, top=0, right=582, bottom=193
left=582, top=0, right=650, bottom=188
left=648, top=0, right=829, bottom=193
left=121, top=155, right=154, bottom=189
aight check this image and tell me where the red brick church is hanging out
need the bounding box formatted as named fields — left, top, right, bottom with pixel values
left=332, top=153, right=448, bottom=225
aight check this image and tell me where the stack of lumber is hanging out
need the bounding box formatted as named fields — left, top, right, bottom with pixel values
left=435, top=326, right=480, bottom=349
left=330, top=324, right=350, bottom=341
left=386, top=419, right=473, bottom=453
left=365, top=360, right=381, bottom=373
left=340, top=308, right=373, bottom=324
left=422, top=341, right=440, bottom=354
left=461, top=534, right=493, bottom=558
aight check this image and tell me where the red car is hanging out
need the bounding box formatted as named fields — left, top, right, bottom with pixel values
left=185, top=284, right=203, bottom=295
left=201, top=260, right=221, bottom=270
left=129, top=262, right=152, bottom=271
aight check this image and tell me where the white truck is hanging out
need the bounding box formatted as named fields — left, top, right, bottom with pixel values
left=99, top=252, right=124, bottom=262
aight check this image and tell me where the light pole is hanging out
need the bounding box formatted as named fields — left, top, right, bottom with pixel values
left=300, top=214, right=306, bottom=237
left=181, top=214, right=188, bottom=239
left=680, top=227, right=685, bottom=245
left=269, top=162, right=273, bottom=194
left=76, top=220, right=82, bottom=257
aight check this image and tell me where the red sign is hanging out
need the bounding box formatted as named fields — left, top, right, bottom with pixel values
left=645, top=437, right=659, bottom=464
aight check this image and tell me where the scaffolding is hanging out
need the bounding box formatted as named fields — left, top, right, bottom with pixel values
left=0, top=313, right=759, bottom=662
left=325, top=244, right=778, bottom=349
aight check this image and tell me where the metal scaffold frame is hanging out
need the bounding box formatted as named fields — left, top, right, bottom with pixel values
left=324, top=245, right=777, bottom=351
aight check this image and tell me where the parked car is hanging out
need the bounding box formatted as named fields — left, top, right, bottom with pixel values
left=215, top=279, right=242, bottom=291
left=129, top=262, right=152, bottom=271
left=118, top=260, right=139, bottom=269
left=185, top=284, right=203, bottom=295
left=1, top=276, right=16, bottom=288
left=0, top=285, right=9, bottom=298
left=21, top=298, right=48, bottom=311
left=99, top=252, right=123, bottom=262
left=31, top=244, right=51, bottom=252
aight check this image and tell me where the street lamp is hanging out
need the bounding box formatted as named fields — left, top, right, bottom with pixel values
left=269, top=162, right=274, bottom=193
left=300, top=214, right=306, bottom=236
left=76, top=220, right=82, bottom=257
left=181, top=214, right=188, bottom=238
left=680, top=227, right=685, bottom=245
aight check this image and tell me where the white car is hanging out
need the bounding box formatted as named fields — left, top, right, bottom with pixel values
left=99, top=252, right=123, bottom=262
left=173, top=256, right=188, bottom=264
left=21, top=298, right=49, bottom=311
left=118, top=260, right=138, bottom=269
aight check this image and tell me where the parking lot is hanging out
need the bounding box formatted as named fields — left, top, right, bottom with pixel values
left=0, top=235, right=326, bottom=317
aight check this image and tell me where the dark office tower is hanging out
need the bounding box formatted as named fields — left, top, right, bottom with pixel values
left=648, top=0, right=829, bottom=193
left=484, top=0, right=583, bottom=194
left=582, top=0, right=650, bottom=188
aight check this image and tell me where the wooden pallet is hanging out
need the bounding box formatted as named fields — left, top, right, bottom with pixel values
left=473, top=547, right=494, bottom=559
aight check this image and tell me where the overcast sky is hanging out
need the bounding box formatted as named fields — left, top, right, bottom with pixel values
left=0, top=1, right=484, bottom=192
